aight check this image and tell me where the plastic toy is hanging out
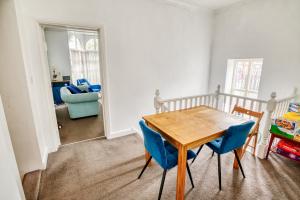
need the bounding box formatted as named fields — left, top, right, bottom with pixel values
left=276, top=139, right=300, bottom=162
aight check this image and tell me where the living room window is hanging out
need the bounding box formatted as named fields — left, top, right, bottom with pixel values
left=225, top=58, right=263, bottom=99
left=68, top=31, right=101, bottom=85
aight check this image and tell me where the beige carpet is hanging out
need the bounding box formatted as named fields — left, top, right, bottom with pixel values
left=55, top=104, right=105, bottom=145
left=38, top=134, right=300, bottom=200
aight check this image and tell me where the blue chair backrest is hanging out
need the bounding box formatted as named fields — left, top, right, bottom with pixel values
left=220, top=121, right=255, bottom=153
left=77, top=78, right=91, bottom=86
left=139, top=120, right=167, bottom=168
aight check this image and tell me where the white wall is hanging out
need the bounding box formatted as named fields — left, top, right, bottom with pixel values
left=17, top=0, right=213, bottom=136
left=44, top=28, right=72, bottom=77
left=15, top=0, right=61, bottom=165
left=209, top=0, right=300, bottom=100
left=0, top=96, right=25, bottom=200
left=0, top=0, right=45, bottom=177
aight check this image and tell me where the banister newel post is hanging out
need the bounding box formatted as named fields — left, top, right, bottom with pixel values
left=154, top=89, right=162, bottom=114
left=257, top=92, right=277, bottom=159
left=215, top=84, right=221, bottom=109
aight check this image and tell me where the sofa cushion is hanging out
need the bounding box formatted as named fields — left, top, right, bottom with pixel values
left=67, top=84, right=82, bottom=94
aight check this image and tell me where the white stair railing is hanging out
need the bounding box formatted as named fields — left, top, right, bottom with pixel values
left=272, top=92, right=297, bottom=118
left=217, top=93, right=267, bottom=113
left=154, top=90, right=216, bottom=113
left=154, top=85, right=298, bottom=159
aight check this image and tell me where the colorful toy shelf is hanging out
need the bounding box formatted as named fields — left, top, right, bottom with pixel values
left=270, top=125, right=294, bottom=139
left=266, top=103, right=300, bottom=162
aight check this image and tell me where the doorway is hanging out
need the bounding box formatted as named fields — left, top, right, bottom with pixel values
left=41, top=25, right=106, bottom=145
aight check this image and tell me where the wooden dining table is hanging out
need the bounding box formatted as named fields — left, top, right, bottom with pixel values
left=143, top=106, right=247, bottom=200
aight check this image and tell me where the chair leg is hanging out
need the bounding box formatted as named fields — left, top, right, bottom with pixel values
left=211, top=151, right=215, bottom=157
left=186, top=163, right=194, bottom=188
left=138, top=156, right=152, bottom=179
left=191, top=145, right=203, bottom=164
left=217, top=154, right=221, bottom=190
left=158, top=169, right=167, bottom=200
left=242, top=135, right=252, bottom=157
left=234, top=150, right=245, bottom=178
left=253, top=134, right=258, bottom=156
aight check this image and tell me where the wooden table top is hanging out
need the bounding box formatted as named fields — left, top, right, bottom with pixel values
left=143, top=106, right=248, bottom=149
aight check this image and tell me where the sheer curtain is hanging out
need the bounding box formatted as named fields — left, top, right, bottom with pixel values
left=68, top=31, right=101, bottom=85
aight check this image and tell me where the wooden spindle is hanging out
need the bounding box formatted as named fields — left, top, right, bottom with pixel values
left=222, top=95, right=226, bottom=112
left=179, top=99, right=183, bottom=110
left=229, top=96, right=233, bottom=112
left=250, top=100, right=254, bottom=111
left=242, top=98, right=246, bottom=108
left=167, top=101, right=171, bottom=112
left=258, top=101, right=262, bottom=112
left=236, top=97, right=240, bottom=106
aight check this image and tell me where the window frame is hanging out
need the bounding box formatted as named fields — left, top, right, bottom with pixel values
left=226, top=58, right=263, bottom=98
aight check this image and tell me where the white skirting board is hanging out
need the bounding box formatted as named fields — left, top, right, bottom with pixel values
left=42, top=149, right=48, bottom=170
left=107, top=128, right=136, bottom=139
left=42, top=135, right=60, bottom=170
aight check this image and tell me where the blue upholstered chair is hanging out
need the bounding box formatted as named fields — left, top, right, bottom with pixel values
left=77, top=78, right=101, bottom=92
left=138, top=120, right=196, bottom=200
left=192, top=121, right=255, bottom=190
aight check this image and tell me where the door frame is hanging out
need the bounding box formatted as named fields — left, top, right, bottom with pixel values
left=37, top=22, right=111, bottom=144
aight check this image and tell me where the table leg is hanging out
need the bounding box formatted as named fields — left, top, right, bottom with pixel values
left=233, top=148, right=243, bottom=169
left=266, top=134, right=275, bottom=159
left=176, top=145, right=187, bottom=200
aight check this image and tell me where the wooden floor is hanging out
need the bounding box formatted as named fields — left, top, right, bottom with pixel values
left=55, top=104, right=105, bottom=145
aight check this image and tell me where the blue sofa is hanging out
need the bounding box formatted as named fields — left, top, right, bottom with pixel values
left=60, top=86, right=100, bottom=119
left=77, top=78, right=101, bottom=93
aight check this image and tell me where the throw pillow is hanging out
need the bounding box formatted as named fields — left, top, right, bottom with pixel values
left=67, top=84, right=82, bottom=94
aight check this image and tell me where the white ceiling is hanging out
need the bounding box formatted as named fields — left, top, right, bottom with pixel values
left=165, top=0, right=247, bottom=10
